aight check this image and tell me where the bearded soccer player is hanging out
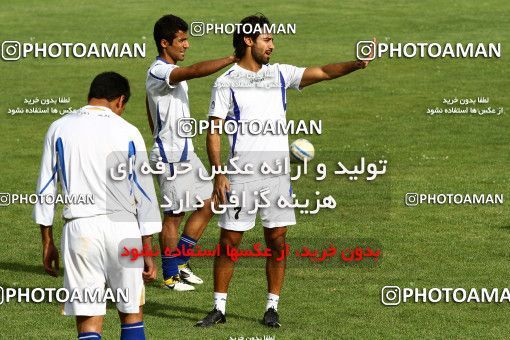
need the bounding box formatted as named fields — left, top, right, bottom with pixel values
left=196, top=14, right=375, bottom=327
left=146, top=15, right=237, bottom=291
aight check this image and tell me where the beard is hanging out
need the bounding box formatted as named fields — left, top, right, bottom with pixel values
left=252, top=48, right=270, bottom=65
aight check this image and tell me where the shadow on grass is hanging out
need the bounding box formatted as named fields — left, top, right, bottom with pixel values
left=0, top=260, right=62, bottom=277
left=0, top=281, right=46, bottom=289
left=140, top=299, right=258, bottom=324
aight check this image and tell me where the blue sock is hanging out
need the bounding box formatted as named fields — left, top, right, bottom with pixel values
left=161, top=251, right=180, bottom=280
left=78, top=332, right=101, bottom=339
left=120, top=321, right=145, bottom=340
left=176, top=234, right=197, bottom=265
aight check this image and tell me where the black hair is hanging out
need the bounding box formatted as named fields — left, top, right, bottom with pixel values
left=233, top=14, right=271, bottom=58
left=153, top=14, right=189, bottom=54
left=87, top=72, right=130, bottom=104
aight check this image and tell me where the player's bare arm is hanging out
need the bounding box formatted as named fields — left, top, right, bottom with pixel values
left=145, top=95, right=154, bottom=134
left=206, top=116, right=230, bottom=206
left=40, top=224, right=59, bottom=277
left=299, top=37, right=376, bottom=88
left=169, top=56, right=238, bottom=84
left=141, top=235, right=157, bottom=283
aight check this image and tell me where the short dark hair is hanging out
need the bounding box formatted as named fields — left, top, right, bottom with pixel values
left=154, top=14, right=188, bottom=54
left=87, top=72, right=130, bottom=104
left=233, top=14, right=271, bottom=58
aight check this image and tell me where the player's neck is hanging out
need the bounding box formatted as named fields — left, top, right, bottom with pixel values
left=238, top=56, right=262, bottom=72
left=87, top=98, right=122, bottom=116
left=159, top=53, right=177, bottom=65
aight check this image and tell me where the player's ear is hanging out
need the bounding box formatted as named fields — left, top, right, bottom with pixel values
left=112, top=95, right=126, bottom=115
left=118, top=95, right=126, bottom=108
left=161, top=38, right=170, bottom=49
left=244, top=36, right=254, bottom=47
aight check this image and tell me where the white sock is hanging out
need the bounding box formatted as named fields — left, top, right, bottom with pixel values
left=214, top=292, right=227, bottom=314
left=266, top=293, right=279, bottom=311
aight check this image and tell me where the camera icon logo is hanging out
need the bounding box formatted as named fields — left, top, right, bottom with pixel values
left=0, top=193, right=11, bottom=206
left=177, top=118, right=197, bottom=138
left=381, top=286, right=401, bottom=306
left=405, top=193, right=419, bottom=207
left=356, top=40, right=376, bottom=61
left=1, top=41, right=22, bottom=61
left=190, top=22, right=205, bottom=37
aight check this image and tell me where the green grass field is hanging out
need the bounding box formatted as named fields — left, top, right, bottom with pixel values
left=0, top=0, right=509, bottom=338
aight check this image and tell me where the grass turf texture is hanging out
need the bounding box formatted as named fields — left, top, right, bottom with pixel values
left=0, top=0, right=509, bottom=338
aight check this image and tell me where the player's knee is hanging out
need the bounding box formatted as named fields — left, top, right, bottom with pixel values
left=205, top=198, right=215, bottom=215
left=219, top=230, right=243, bottom=248
left=196, top=198, right=214, bottom=218
left=264, top=227, right=287, bottom=246
left=162, top=214, right=183, bottom=229
left=118, top=309, right=143, bottom=324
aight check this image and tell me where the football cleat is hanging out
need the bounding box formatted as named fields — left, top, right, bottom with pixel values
left=195, top=308, right=226, bottom=327
left=263, top=307, right=281, bottom=328
left=162, top=275, right=195, bottom=291
left=179, top=262, right=203, bottom=284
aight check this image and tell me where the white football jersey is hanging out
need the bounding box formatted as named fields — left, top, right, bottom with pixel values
left=33, top=105, right=162, bottom=236
left=146, top=57, right=194, bottom=163
left=208, top=63, right=305, bottom=183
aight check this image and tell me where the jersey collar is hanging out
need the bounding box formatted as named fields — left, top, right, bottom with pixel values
left=233, top=63, right=269, bottom=74
left=156, top=56, right=170, bottom=64
left=82, top=105, right=116, bottom=116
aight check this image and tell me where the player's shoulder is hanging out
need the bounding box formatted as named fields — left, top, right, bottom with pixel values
left=211, top=65, right=245, bottom=91
left=112, top=114, right=142, bottom=136
left=45, top=109, right=76, bottom=131
left=148, top=57, right=177, bottom=72
left=41, top=108, right=85, bottom=141
left=267, top=63, right=299, bottom=72
left=215, top=64, right=239, bottom=82
left=76, top=106, right=140, bottom=135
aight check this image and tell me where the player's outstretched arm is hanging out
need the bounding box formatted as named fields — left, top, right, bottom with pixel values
left=40, top=225, right=59, bottom=277
left=206, top=117, right=230, bottom=206
left=299, top=37, right=376, bottom=88
left=169, top=56, right=237, bottom=83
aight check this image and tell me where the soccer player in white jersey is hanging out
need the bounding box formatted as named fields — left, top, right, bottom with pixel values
left=196, top=15, right=375, bottom=327
left=34, top=72, right=162, bottom=340
left=146, top=14, right=237, bottom=291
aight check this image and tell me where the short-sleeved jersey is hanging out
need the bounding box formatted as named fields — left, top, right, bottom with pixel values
left=208, top=63, right=305, bottom=183
left=146, top=57, right=193, bottom=163
left=32, top=105, right=161, bottom=236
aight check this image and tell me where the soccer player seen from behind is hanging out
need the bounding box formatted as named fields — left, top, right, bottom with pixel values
left=196, top=14, right=375, bottom=328
left=146, top=14, right=238, bottom=291
left=34, top=72, right=162, bottom=339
